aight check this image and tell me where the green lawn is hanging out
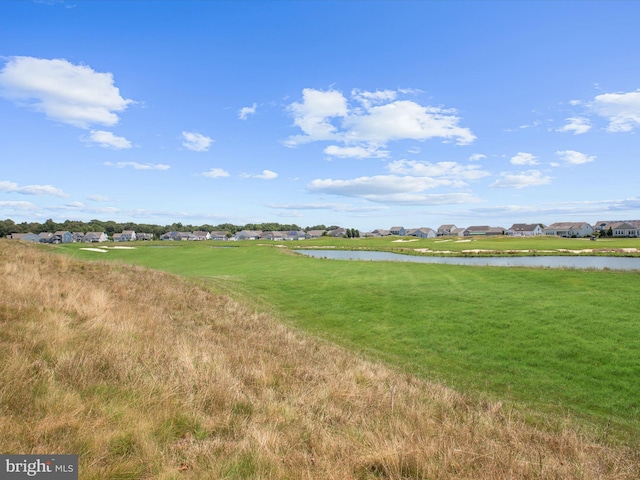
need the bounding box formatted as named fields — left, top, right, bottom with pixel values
left=59, top=238, right=640, bottom=440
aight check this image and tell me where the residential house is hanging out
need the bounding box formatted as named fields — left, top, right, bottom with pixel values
left=305, top=229, right=326, bottom=239
left=507, top=224, right=543, bottom=237
left=451, top=227, right=467, bottom=237
left=486, top=227, right=506, bottom=236
left=8, top=233, right=41, bottom=242
left=210, top=231, right=230, bottom=241
left=120, top=230, right=137, bottom=241
left=594, top=220, right=640, bottom=237
left=38, top=232, right=54, bottom=243
left=160, top=231, right=180, bottom=241
left=327, top=228, right=347, bottom=237
left=260, top=231, right=286, bottom=241
left=371, top=229, right=390, bottom=237
left=53, top=231, right=73, bottom=243
left=190, top=231, right=211, bottom=241
left=543, top=222, right=594, bottom=238
left=136, top=233, right=154, bottom=241
left=233, top=230, right=261, bottom=241
left=610, top=222, right=640, bottom=237
left=389, top=226, right=406, bottom=236
left=72, top=232, right=85, bottom=242
left=464, top=226, right=492, bottom=236
left=437, top=225, right=456, bottom=236
left=160, top=231, right=190, bottom=241
left=287, top=230, right=307, bottom=240
left=84, top=232, right=108, bottom=243
left=407, top=228, right=436, bottom=238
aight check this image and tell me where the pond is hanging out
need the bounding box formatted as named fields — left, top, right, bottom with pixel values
left=295, top=249, right=640, bottom=271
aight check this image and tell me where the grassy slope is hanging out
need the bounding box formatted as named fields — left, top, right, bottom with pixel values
left=60, top=238, right=640, bottom=441
left=2, top=239, right=639, bottom=479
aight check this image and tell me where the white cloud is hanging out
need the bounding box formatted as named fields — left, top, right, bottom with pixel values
left=358, top=192, right=481, bottom=205
left=0, top=56, right=132, bottom=128
left=469, top=153, right=486, bottom=161
left=0, top=180, right=68, bottom=197
left=87, top=194, right=110, bottom=202
left=468, top=197, right=640, bottom=218
left=285, top=88, right=475, bottom=149
left=84, top=130, right=132, bottom=149
left=510, top=152, right=538, bottom=165
left=351, top=88, right=397, bottom=108
left=490, top=170, right=553, bottom=189
left=241, top=170, right=278, bottom=180
left=308, top=175, right=449, bottom=197
left=285, top=88, right=348, bottom=146
left=324, top=145, right=389, bottom=158
left=557, top=117, right=591, bottom=135
left=306, top=157, right=488, bottom=205
left=591, top=89, right=640, bottom=132
left=254, top=169, right=278, bottom=180
left=238, top=103, right=257, bottom=120
left=182, top=131, right=213, bottom=152
left=268, top=202, right=386, bottom=213
left=555, top=150, right=595, bottom=165
left=307, top=173, right=481, bottom=204
left=387, top=160, right=489, bottom=182
left=0, top=200, right=36, bottom=210
left=342, top=100, right=476, bottom=146
left=104, top=161, right=170, bottom=170
left=201, top=168, right=230, bottom=178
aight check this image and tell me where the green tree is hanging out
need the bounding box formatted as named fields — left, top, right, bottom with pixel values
left=0, top=219, right=16, bottom=237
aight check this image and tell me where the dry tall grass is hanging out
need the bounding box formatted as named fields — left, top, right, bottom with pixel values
left=0, top=240, right=637, bottom=479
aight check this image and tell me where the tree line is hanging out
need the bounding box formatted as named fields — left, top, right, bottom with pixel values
left=0, top=218, right=343, bottom=239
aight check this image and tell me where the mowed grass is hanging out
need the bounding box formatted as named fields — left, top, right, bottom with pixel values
left=6, top=240, right=640, bottom=478
left=62, top=238, right=640, bottom=442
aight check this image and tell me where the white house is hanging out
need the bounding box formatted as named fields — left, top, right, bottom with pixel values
left=120, top=230, right=137, bottom=241
left=507, top=224, right=543, bottom=236
left=190, top=231, right=211, bottom=241
left=84, top=232, right=108, bottom=243
left=210, top=231, right=230, bottom=241
left=543, top=222, right=594, bottom=238
left=594, top=220, right=640, bottom=237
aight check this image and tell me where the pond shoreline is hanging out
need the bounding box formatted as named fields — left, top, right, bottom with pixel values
left=292, top=245, right=640, bottom=258
left=294, top=248, right=640, bottom=271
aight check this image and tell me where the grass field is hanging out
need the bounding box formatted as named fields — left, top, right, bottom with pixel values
left=2, top=239, right=639, bottom=479
left=59, top=236, right=640, bottom=442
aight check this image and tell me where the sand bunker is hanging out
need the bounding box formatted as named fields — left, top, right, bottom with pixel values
left=392, top=239, right=419, bottom=243
left=80, top=248, right=108, bottom=253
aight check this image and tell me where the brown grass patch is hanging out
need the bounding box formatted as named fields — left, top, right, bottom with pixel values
left=1, top=240, right=638, bottom=479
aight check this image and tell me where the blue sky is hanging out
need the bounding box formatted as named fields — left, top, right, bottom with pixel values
left=1, top=0, right=639, bottom=231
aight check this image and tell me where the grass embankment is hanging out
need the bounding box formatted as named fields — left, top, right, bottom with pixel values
left=2, top=240, right=638, bottom=479
left=64, top=239, right=640, bottom=440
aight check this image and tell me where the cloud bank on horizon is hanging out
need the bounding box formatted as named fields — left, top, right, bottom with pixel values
left=0, top=1, right=639, bottom=229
